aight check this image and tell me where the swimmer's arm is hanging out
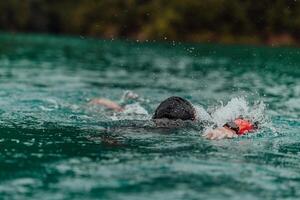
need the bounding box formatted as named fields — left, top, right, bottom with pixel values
left=88, top=98, right=123, bottom=112
left=203, top=127, right=238, bottom=140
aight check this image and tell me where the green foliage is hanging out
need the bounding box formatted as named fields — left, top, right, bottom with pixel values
left=0, top=0, right=300, bottom=44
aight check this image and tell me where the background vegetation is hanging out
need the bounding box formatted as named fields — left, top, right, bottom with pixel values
left=1, top=0, right=300, bottom=45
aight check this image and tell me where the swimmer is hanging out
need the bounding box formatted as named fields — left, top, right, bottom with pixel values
left=90, top=95, right=258, bottom=140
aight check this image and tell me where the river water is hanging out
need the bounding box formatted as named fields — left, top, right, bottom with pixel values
left=0, top=33, right=299, bottom=200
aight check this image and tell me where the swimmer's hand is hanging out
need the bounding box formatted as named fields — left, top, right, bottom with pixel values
left=203, top=127, right=238, bottom=140
left=123, top=91, right=139, bottom=100
left=88, top=98, right=123, bottom=112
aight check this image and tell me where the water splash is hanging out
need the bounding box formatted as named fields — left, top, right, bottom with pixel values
left=110, top=103, right=150, bottom=121
left=194, top=105, right=213, bottom=122
left=123, top=103, right=149, bottom=115
left=108, top=90, right=150, bottom=121
left=205, top=97, right=267, bottom=127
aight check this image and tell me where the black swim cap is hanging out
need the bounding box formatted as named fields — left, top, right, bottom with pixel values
left=152, top=96, right=196, bottom=121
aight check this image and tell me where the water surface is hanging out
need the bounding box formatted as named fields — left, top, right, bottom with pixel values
left=0, top=33, right=299, bottom=200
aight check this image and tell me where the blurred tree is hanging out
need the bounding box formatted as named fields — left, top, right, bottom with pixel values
left=0, top=0, right=299, bottom=45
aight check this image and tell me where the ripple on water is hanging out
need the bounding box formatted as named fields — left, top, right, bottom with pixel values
left=0, top=33, right=299, bottom=199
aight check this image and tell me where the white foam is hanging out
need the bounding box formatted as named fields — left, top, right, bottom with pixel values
left=110, top=103, right=150, bottom=121
left=123, top=103, right=149, bottom=115
left=194, top=105, right=213, bottom=122
left=39, top=98, right=59, bottom=111
left=207, top=97, right=266, bottom=127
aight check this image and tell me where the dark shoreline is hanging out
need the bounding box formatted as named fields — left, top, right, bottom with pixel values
left=1, top=30, right=299, bottom=48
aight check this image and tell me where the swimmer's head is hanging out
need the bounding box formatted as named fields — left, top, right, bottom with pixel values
left=152, top=96, right=196, bottom=121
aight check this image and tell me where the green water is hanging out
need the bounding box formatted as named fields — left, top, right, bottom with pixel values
left=0, top=33, right=299, bottom=200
